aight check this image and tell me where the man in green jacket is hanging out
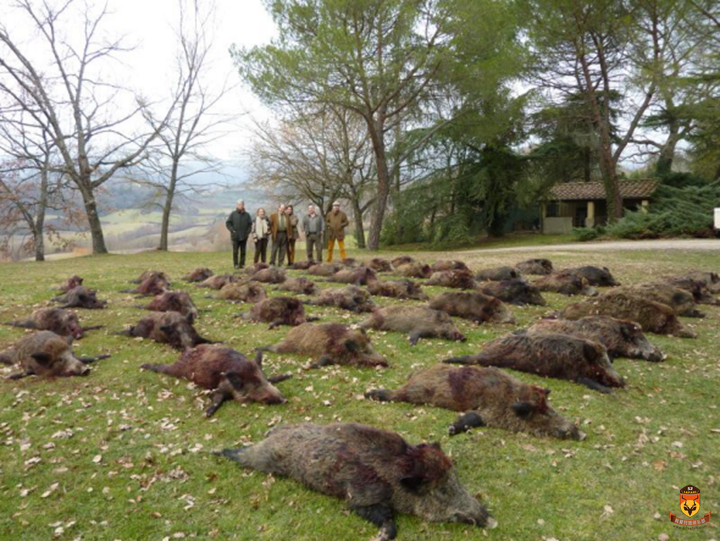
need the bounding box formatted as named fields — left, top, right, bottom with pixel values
left=326, top=201, right=349, bottom=262
left=226, top=200, right=253, bottom=268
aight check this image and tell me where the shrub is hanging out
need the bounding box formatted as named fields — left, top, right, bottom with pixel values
left=572, top=226, right=605, bottom=242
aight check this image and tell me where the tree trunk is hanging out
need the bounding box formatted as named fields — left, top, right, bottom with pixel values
left=655, top=127, right=679, bottom=176
left=159, top=165, right=178, bottom=251
left=351, top=198, right=366, bottom=249
left=79, top=186, right=109, bottom=254
left=34, top=230, right=45, bottom=262
left=366, top=116, right=390, bottom=251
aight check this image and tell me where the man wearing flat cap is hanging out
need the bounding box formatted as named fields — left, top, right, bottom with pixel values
left=325, top=200, right=349, bottom=262
left=226, top=199, right=253, bottom=269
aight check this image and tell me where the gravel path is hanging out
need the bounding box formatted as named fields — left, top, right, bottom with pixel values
left=462, top=238, right=720, bottom=254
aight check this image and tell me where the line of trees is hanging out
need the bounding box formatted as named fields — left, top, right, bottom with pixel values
left=0, top=0, right=233, bottom=260
left=235, top=0, right=720, bottom=248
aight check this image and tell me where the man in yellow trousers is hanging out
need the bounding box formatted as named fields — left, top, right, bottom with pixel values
left=325, top=201, right=349, bottom=262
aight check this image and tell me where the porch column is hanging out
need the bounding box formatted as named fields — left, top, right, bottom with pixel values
left=640, top=200, right=649, bottom=214
left=585, top=201, right=595, bottom=228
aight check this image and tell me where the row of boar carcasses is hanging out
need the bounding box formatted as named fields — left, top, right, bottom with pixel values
left=1, top=257, right=718, bottom=537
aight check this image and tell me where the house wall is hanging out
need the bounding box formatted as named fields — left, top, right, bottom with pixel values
left=543, top=217, right=574, bottom=234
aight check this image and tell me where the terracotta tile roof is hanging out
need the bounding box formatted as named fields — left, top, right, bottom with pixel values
left=547, top=180, right=659, bottom=201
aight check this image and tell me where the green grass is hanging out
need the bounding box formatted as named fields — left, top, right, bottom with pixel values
left=0, top=248, right=719, bottom=540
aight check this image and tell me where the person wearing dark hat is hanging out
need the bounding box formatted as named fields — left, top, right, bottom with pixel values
left=325, top=200, right=349, bottom=262
left=302, top=204, right=324, bottom=262
left=225, top=199, right=253, bottom=268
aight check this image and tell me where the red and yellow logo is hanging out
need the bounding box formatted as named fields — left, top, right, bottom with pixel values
left=669, top=485, right=711, bottom=527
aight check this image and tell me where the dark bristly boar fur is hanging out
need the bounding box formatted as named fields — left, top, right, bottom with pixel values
left=216, top=281, right=267, bottom=303
left=567, top=266, right=619, bottom=287
left=613, top=283, right=705, bottom=318
left=398, top=262, right=433, bottom=279
left=428, top=291, right=515, bottom=325
left=53, top=286, right=107, bottom=309
left=532, top=272, right=598, bottom=297
left=0, top=331, right=109, bottom=379
left=142, top=346, right=289, bottom=416
left=124, top=273, right=171, bottom=296
left=241, top=296, right=314, bottom=329
left=431, top=260, right=469, bottom=272
left=118, top=311, right=213, bottom=350
left=391, top=255, right=415, bottom=268
left=359, top=306, right=466, bottom=345
left=663, top=275, right=719, bottom=305
left=198, top=274, right=240, bottom=289
left=328, top=266, right=378, bottom=286
left=516, top=258, right=553, bottom=275
left=309, top=285, right=376, bottom=312
left=308, top=262, right=343, bottom=276
left=250, top=267, right=287, bottom=284
left=182, top=267, right=214, bottom=283
left=368, top=258, right=394, bottom=272
left=560, top=291, right=696, bottom=338
left=241, top=262, right=270, bottom=275
left=288, top=260, right=315, bottom=270
left=3, top=308, right=94, bottom=340
left=57, top=275, right=84, bottom=293
left=219, top=423, right=495, bottom=539
left=683, top=271, right=720, bottom=293
left=262, top=323, right=387, bottom=368
left=426, top=270, right=477, bottom=290
left=141, top=291, right=200, bottom=323
left=444, top=330, right=624, bottom=393
left=130, top=270, right=170, bottom=285
left=340, top=258, right=360, bottom=268
left=277, top=277, right=319, bottom=295
left=479, top=279, right=547, bottom=306
left=474, top=266, right=521, bottom=282
left=367, top=279, right=428, bottom=301
left=528, top=316, right=665, bottom=362
left=366, top=364, right=584, bottom=440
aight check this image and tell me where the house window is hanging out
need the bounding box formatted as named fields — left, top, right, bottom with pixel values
left=546, top=201, right=559, bottom=218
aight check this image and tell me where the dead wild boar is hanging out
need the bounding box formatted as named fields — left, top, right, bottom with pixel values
left=240, top=296, right=315, bottom=329
left=197, top=274, right=240, bottom=290
left=426, top=270, right=477, bottom=290
left=182, top=267, right=214, bottom=283
left=683, top=271, right=720, bottom=293
left=560, top=291, right=696, bottom=338
left=367, top=279, right=428, bottom=301
left=613, top=283, right=704, bottom=318
left=309, top=285, right=376, bottom=313
left=327, top=266, right=378, bottom=286
left=431, top=260, right=469, bottom=272
left=367, top=364, right=584, bottom=440
left=53, top=286, right=107, bottom=309
left=516, top=258, right=553, bottom=275
left=359, top=305, right=465, bottom=345
left=0, top=331, right=109, bottom=379
left=444, top=330, right=624, bottom=393
left=390, top=255, right=415, bottom=268
left=141, top=291, right=200, bottom=323
left=277, top=277, right=319, bottom=295
left=118, top=311, right=213, bottom=350
left=142, top=346, right=289, bottom=416
left=532, top=272, right=597, bottom=297
left=479, top=279, right=547, bottom=306
left=288, top=260, right=315, bottom=270
left=218, top=422, right=495, bottom=539
left=261, top=322, right=387, bottom=368
left=428, top=291, right=515, bottom=325
left=368, top=257, right=394, bottom=272
left=308, top=262, right=343, bottom=276
left=528, top=316, right=665, bottom=362
left=242, top=262, right=270, bottom=275
left=3, top=308, right=100, bottom=340
left=663, top=275, right=719, bottom=305
left=474, top=266, right=521, bottom=282
left=57, top=275, right=84, bottom=293
left=216, top=281, right=267, bottom=303
left=123, top=273, right=171, bottom=296
left=251, top=267, right=287, bottom=284
left=567, top=266, right=619, bottom=287
left=397, top=262, right=433, bottom=279
left=130, top=270, right=171, bottom=286
left=339, top=258, right=360, bottom=268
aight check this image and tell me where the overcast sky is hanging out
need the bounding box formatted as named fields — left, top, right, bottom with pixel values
left=1, top=0, right=277, bottom=162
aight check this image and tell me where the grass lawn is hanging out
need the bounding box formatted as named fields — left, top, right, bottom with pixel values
left=0, top=247, right=718, bottom=540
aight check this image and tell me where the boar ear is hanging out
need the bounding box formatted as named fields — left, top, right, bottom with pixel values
left=185, top=313, right=193, bottom=323
left=224, top=372, right=244, bottom=390
left=583, top=342, right=600, bottom=360
left=31, top=353, right=53, bottom=365
left=399, top=475, right=427, bottom=493
left=543, top=388, right=551, bottom=396
left=511, top=402, right=533, bottom=418
left=620, top=324, right=633, bottom=341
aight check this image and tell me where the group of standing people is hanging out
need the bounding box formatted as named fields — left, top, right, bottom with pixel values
left=226, top=200, right=349, bottom=268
